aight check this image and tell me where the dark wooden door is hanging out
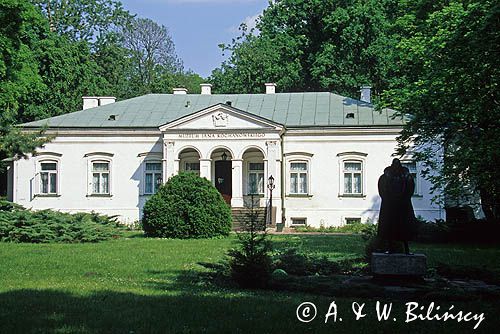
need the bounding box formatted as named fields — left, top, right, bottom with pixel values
left=215, top=160, right=232, bottom=204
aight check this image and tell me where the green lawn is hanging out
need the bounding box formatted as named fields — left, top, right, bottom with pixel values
left=0, top=234, right=499, bottom=333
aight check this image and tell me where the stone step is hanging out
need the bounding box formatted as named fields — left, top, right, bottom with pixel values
left=231, top=207, right=267, bottom=231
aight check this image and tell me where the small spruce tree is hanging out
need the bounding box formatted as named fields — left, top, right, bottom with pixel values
left=228, top=195, right=272, bottom=288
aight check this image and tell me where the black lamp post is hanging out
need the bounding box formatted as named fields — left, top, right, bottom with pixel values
left=267, top=175, right=275, bottom=226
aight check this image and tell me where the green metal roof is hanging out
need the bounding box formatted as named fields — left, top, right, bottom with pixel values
left=20, top=92, right=404, bottom=128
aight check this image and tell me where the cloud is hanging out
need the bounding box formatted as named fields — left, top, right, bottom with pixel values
left=227, top=13, right=260, bottom=34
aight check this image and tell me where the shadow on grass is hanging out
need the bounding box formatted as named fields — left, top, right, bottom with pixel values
left=0, top=290, right=499, bottom=333
left=1, top=288, right=499, bottom=334
left=143, top=265, right=236, bottom=294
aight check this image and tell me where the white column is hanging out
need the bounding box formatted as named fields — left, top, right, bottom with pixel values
left=164, top=140, right=176, bottom=180
left=162, top=141, right=167, bottom=184
left=199, top=159, right=211, bottom=180
left=231, top=159, right=244, bottom=207
left=174, top=159, right=180, bottom=175
left=261, top=159, right=269, bottom=207
left=266, top=140, right=282, bottom=224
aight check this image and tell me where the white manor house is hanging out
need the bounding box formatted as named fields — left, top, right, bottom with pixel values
left=7, top=83, right=445, bottom=227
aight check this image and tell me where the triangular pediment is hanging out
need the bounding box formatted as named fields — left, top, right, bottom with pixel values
left=159, top=104, right=283, bottom=131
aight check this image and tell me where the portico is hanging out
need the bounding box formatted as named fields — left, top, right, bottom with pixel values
left=159, top=104, right=283, bottom=217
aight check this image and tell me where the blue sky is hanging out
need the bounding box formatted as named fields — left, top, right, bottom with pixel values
left=119, top=0, right=269, bottom=78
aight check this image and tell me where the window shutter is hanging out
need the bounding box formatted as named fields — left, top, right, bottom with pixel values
left=33, top=173, right=40, bottom=197
left=139, top=161, right=145, bottom=196
left=87, top=160, right=93, bottom=196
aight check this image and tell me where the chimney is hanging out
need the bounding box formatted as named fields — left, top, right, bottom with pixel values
left=82, top=97, right=98, bottom=110
left=360, top=85, right=371, bottom=103
left=99, top=97, right=116, bottom=106
left=265, top=83, right=276, bottom=94
left=82, top=96, right=116, bottom=110
left=200, top=83, right=212, bottom=95
left=173, top=88, right=188, bottom=95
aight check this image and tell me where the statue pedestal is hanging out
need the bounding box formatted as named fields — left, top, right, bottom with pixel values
left=371, top=253, right=427, bottom=277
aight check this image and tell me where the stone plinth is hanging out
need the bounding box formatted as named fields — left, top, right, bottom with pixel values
left=371, top=253, right=427, bottom=277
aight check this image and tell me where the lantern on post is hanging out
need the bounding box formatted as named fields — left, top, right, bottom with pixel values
left=267, top=176, right=275, bottom=226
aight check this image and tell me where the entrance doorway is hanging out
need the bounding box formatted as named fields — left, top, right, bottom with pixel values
left=215, top=160, right=232, bottom=204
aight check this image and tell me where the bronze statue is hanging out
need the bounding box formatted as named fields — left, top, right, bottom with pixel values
left=377, top=158, right=417, bottom=254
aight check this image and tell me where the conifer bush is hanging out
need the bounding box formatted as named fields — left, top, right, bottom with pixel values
left=0, top=201, right=121, bottom=243
left=141, top=172, right=232, bottom=238
left=228, top=195, right=272, bottom=288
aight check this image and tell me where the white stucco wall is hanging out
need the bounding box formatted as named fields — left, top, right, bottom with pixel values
left=13, top=130, right=163, bottom=224
left=281, top=129, right=445, bottom=227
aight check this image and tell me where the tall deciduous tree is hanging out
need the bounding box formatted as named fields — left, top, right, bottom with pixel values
left=121, top=17, right=184, bottom=95
left=383, top=0, right=500, bottom=222
left=31, top=0, right=132, bottom=43
left=210, top=0, right=398, bottom=97
left=0, top=0, right=50, bottom=161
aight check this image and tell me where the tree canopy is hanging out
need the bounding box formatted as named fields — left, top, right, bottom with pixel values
left=210, top=0, right=399, bottom=97
left=383, top=0, right=500, bottom=222
left=0, top=0, right=50, bottom=160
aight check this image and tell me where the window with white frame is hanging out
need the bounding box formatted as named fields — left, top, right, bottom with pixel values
left=402, top=161, right=419, bottom=196
left=345, top=217, right=361, bottom=225
left=144, top=162, right=162, bottom=194
left=91, top=161, right=110, bottom=194
left=39, top=161, right=58, bottom=194
left=343, top=160, right=363, bottom=195
left=291, top=218, right=307, bottom=226
left=289, top=161, right=309, bottom=194
left=184, top=162, right=200, bottom=175
left=248, top=162, right=264, bottom=194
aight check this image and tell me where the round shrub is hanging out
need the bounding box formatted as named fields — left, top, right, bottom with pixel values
left=142, top=172, right=232, bottom=238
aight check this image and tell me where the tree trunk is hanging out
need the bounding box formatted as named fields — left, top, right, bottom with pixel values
left=479, top=187, right=499, bottom=223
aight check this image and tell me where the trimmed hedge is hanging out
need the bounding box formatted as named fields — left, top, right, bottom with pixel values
left=142, top=172, right=232, bottom=238
left=0, top=201, right=121, bottom=243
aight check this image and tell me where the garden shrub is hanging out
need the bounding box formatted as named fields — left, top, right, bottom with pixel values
left=142, top=172, right=232, bottom=238
left=441, top=219, right=500, bottom=243
left=228, top=196, right=272, bottom=288
left=0, top=207, right=121, bottom=243
left=228, top=235, right=272, bottom=288
left=415, top=219, right=450, bottom=243
left=0, top=199, right=23, bottom=212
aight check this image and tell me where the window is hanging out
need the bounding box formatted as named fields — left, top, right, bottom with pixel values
left=145, top=162, right=162, bottom=194
left=248, top=162, right=264, bottom=194
left=290, top=161, right=308, bottom=194
left=402, top=161, right=419, bottom=196
left=345, top=217, right=361, bottom=225
left=185, top=162, right=200, bottom=175
left=343, top=161, right=363, bottom=195
left=92, top=161, right=110, bottom=194
left=291, top=218, right=307, bottom=226
left=40, top=161, right=57, bottom=194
